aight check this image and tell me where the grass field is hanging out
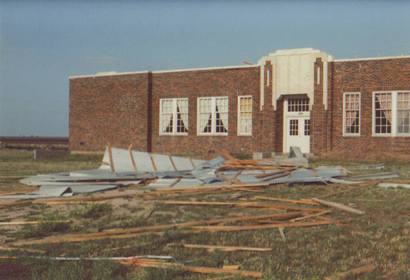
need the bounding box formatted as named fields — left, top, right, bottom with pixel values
left=0, top=149, right=409, bottom=279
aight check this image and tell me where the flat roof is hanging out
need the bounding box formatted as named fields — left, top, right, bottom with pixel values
left=334, top=54, right=410, bottom=62
left=69, top=51, right=410, bottom=79
left=69, top=64, right=258, bottom=79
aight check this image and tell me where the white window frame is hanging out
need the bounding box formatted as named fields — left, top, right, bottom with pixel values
left=159, top=98, right=188, bottom=136
left=372, top=90, right=410, bottom=137
left=237, top=95, right=253, bottom=136
left=197, top=96, right=229, bottom=136
left=342, top=92, right=361, bottom=137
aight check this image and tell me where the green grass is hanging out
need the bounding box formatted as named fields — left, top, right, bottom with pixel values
left=0, top=149, right=409, bottom=279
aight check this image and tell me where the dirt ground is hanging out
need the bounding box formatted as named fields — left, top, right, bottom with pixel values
left=0, top=149, right=409, bottom=279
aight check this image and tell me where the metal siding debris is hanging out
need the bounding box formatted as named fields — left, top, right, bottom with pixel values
left=171, top=156, right=195, bottom=171
left=347, top=172, right=399, bottom=181
left=151, top=154, right=176, bottom=172
left=378, top=183, right=410, bottom=189
left=131, top=151, right=156, bottom=173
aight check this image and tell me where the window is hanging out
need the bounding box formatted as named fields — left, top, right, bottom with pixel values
left=159, top=98, right=188, bottom=135
left=397, top=92, right=410, bottom=134
left=343, top=92, right=361, bottom=136
left=198, top=97, right=228, bottom=135
left=374, top=92, right=392, bottom=135
left=288, top=98, right=309, bottom=112
left=372, top=91, right=410, bottom=136
left=304, top=119, right=310, bottom=136
left=289, top=119, right=298, bottom=136
left=238, top=96, right=252, bottom=136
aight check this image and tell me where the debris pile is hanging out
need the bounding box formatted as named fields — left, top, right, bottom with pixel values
left=1, top=146, right=403, bottom=278
left=0, top=146, right=355, bottom=201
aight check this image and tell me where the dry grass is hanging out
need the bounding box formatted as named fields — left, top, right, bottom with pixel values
left=0, top=149, right=409, bottom=279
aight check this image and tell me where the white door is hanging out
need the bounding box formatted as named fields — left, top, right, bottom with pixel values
left=283, top=98, right=310, bottom=154
left=285, top=117, right=310, bottom=153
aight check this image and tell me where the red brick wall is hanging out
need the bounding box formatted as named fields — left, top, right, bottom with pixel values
left=69, top=73, right=150, bottom=151
left=151, top=67, right=263, bottom=158
left=311, top=58, right=328, bottom=155
left=68, top=56, right=410, bottom=159
left=328, top=58, right=410, bottom=155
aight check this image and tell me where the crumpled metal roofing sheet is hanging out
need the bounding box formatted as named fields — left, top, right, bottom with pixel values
left=132, top=151, right=155, bottom=173
left=151, top=154, right=175, bottom=172
left=171, top=156, right=194, bottom=171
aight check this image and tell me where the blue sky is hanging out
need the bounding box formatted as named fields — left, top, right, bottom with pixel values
left=1, top=0, right=409, bottom=136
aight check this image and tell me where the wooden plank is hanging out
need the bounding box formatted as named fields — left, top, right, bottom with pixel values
left=159, top=200, right=325, bottom=212
left=189, top=220, right=334, bottom=233
left=168, top=155, right=177, bottom=171
left=289, top=210, right=332, bottom=222
left=312, top=198, right=365, bottom=215
left=325, top=264, right=375, bottom=280
left=108, top=143, right=116, bottom=173
left=128, top=144, right=137, bottom=173
left=122, top=259, right=262, bottom=278
left=173, top=243, right=272, bottom=252
left=14, top=212, right=303, bottom=245
left=150, top=155, right=158, bottom=172
left=253, top=196, right=320, bottom=205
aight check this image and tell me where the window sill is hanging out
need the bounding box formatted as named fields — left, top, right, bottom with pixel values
left=197, top=133, right=229, bottom=136
left=159, top=133, right=189, bottom=136
left=372, top=134, right=393, bottom=137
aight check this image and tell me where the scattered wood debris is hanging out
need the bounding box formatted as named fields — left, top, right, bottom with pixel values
left=325, top=263, right=375, bottom=280
left=312, top=198, right=365, bottom=215
left=121, top=258, right=263, bottom=278
left=170, top=243, right=272, bottom=252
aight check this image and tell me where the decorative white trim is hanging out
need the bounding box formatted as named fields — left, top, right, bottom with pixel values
left=159, top=98, right=189, bottom=136
left=197, top=96, right=229, bottom=136
left=342, top=92, right=361, bottom=137
left=237, top=95, right=253, bottom=136
left=335, top=55, right=410, bottom=62
left=322, top=61, right=329, bottom=110
left=260, top=63, right=265, bottom=111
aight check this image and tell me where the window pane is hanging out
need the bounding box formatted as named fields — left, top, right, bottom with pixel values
left=304, top=119, right=310, bottom=136
left=198, top=98, right=212, bottom=133
left=238, top=96, right=252, bottom=135
left=160, top=98, right=188, bottom=134
left=289, top=119, right=298, bottom=136
left=288, top=98, right=309, bottom=112
left=344, top=93, right=360, bottom=135
left=397, top=92, right=410, bottom=134
left=176, top=99, right=188, bottom=133
left=215, top=97, right=228, bottom=133
left=160, top=99, right=174, bottom=133
left=374, top=93, right=392, bottom=134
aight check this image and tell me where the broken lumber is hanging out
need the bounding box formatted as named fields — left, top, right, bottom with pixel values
left=14, top=212, right=303, bottom=245
left=189, top=220, right=334, bottom=233
left=289, top=210, right=332, bottom=222
left=0, top=220, right=69, bottom=226
left=172, top=243, right=272, bottom=252
left=312, top=198, right=364, bottom=215
left=253, top=196, right=319, bottom=205
left=325, top=264, right=375, bottom=280
left=122, top=258, right=262, bottom=278
left=159, top=200, right=325, bottom=212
